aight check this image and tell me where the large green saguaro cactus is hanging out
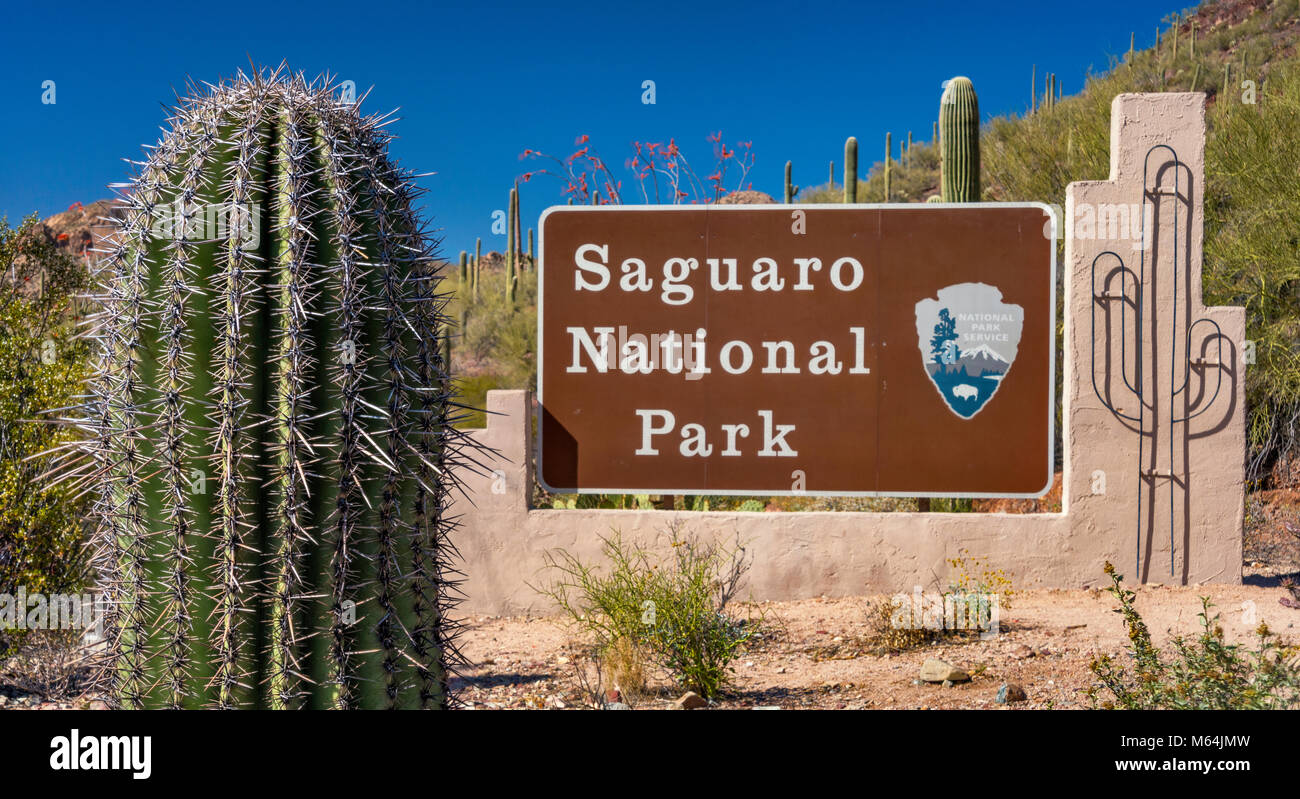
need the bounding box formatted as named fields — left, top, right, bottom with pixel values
left=939, top=76, right=981, bottom=202
left=83, top=68, right=468, bottom=709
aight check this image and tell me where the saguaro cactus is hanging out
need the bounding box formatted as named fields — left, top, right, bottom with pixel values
left=883, top=132, right=891, bottom=202
left=940, top=76, right=980, bottom=202
left=506, top=186, right=518, bottom=303
left=843, top=137, right=857, bottom=203
left=82, top=68, right=466, bottom=709
left=474, top=237, right=482, bottom=300
left=784, top=160, right=797, bottom=203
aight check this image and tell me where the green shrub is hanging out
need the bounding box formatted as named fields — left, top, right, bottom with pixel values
left=453, top=373, right=503, bottom=429
left=537, top=528, right=754, bottom=700
left=0, top=215, right=93, bottom=656
left=454, top=266, right=537, bottom=391
left=1088, top=563, right=1300, bottom=709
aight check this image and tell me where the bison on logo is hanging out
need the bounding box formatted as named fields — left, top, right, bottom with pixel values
left=914, top=283, right=1024, bottom=419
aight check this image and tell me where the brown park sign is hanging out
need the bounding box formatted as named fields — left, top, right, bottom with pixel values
left=537, top=204, right=1057, bottom=497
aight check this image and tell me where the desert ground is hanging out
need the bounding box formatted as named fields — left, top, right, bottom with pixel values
left=453, top=579, right=1298, bottom=710
left=3, top=492, right=1297, bottom=710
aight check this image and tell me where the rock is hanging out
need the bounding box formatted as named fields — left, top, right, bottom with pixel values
left=941, top=680, right=954, bottom=688
left=674, top=691, right=708, bottom=710
left=1008, top=643, right=1034, bottom=660
left=919, top=658, right=969, bottom=683
left=606, top=688, right=622, bottom=703
left=996, top=682, right=1028, bottom=704
left=604, top=702, right=631, bottom=710
left=716, top=190, right=776, bottom=205
left=752, top=705, right=781, bottom=710
left=87, top=699, right=110, bottom=710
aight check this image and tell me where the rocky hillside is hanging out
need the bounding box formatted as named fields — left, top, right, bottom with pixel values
left=36, top=199, right=122, bottom=265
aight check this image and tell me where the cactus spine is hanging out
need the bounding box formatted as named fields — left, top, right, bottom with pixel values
left=84, top=69, right=466, bottom=709
left=843, top=137, right=857, bottom=203
left=939, top=76, right=980, bottom=202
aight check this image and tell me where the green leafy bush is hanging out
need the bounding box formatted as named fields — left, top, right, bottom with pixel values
left=537, top=528, right=754, bottom=700
left=1088, top=563, right=1300, bottom=709
left=0, top=215, right=93, bottom=655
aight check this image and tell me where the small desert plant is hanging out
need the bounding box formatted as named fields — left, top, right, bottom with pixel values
left=0, top=629, right=92, bottom=701
left=863, top=596, right=936, bottom=653
left=947, top=549, right=1014, bottom=613
left=1089, top=563, right=1300, bottom=709
left=538, top=527, right=754, bottom=700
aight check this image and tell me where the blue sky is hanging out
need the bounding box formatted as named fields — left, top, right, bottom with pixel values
left=0, top=0, right=1184, bottom=257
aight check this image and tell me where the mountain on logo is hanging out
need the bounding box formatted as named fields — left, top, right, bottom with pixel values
left=914, top=284, right=1024, bottom=419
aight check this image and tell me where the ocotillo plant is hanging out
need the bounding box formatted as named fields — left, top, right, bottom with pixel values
left=843, top=137, right=857, bottom=202
left=78, top=68, right=469, bottom=710
left=940, top=76, right=980, bottom=202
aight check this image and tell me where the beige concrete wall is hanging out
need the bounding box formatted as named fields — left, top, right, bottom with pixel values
left=449, top=93, right=1245, bottom=617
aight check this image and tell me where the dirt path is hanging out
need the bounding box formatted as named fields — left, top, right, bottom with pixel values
left=451, top=580, right=1300, bottom=709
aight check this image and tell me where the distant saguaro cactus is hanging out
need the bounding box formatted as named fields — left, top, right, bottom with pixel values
left=940, top=76, right=980, bottom=202
left=843, top=137, right=857, bottom=202
left=884, top=132, right=892, bottom=202
left=474, top=237, right=482, bottom=300
left=81, top=67, right=468, bottom=710
left=784, top=160, right=797, bottom=203
left=506, top=185, right=518, bottom=303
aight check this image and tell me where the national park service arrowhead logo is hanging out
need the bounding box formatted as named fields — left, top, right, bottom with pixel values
left=914, top=283, right=1024, bottom=419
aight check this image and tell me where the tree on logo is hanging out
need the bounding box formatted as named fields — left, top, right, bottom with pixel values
left=930, top=308, right=960, bottom=366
